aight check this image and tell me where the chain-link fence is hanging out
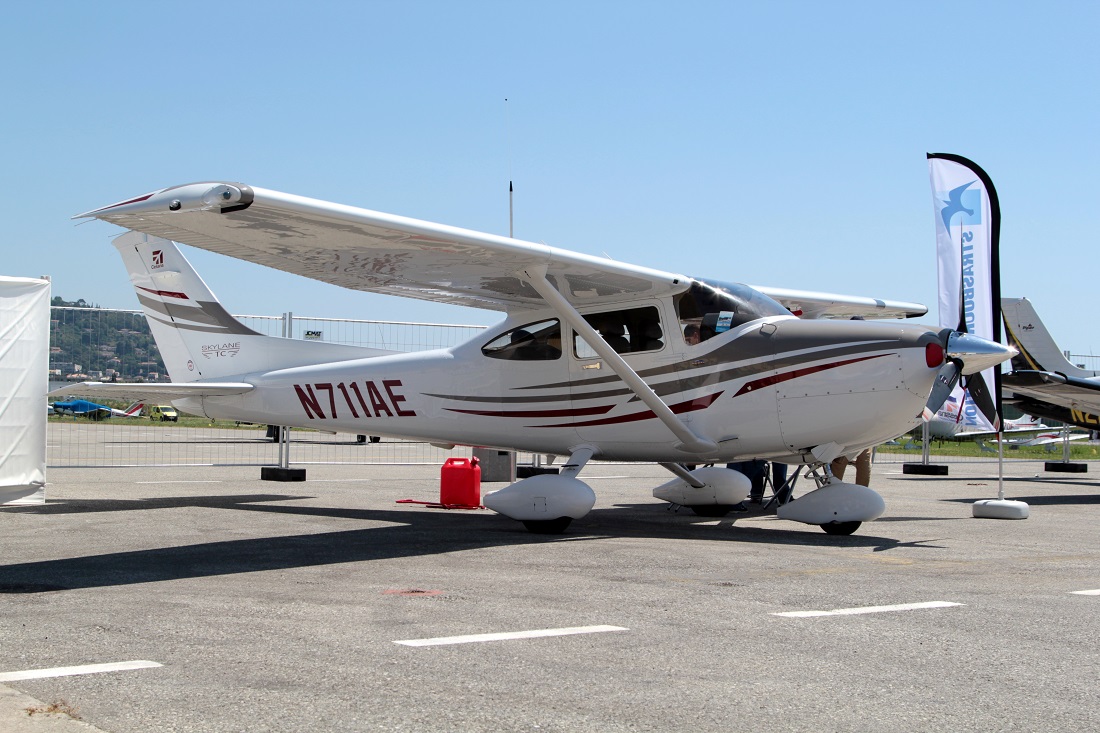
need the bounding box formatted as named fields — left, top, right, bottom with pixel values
left=874, top=439, right=1100, bottom=465
left=48, top=307, right=487, bottom=467
left=1067, top=353, right=1100, bottom=372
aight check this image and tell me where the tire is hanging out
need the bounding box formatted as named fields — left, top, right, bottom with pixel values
left=356, top=435, right=367, bottom=444
left=821, top=521, right=861, bottom=536
left=690, top=504, right=737, bottom=517
left=521, top=517, right=573, bottom=534
left=370, top=436, right=381, bottom=443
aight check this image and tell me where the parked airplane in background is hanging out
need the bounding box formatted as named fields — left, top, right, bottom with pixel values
left=925, top=393, right=1053, bottom=441
left=999, top=429, right=1089, bottom=448
left=53, top=182, right=1014, bottom=535
left=50, top=399, right=144, bottom=419
left=1001, top=297, right=1100, bottom=431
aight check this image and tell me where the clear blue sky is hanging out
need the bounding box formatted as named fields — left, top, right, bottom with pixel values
left=3, top=3, right=1097, bottom=352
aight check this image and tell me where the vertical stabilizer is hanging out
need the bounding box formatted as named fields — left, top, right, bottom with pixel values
left=1001, top=297, right=1098, bottom=378
left=113, top=231, right=392, bottom=382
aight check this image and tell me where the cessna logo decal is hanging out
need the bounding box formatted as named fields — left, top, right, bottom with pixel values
left=151, top=249, right=164, bottom=269
left=201, top=342, right=241, bottom=359
left=294, top=380, right=416, bottom=419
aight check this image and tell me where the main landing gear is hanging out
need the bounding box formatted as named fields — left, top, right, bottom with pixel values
left=484, top=453, right=884, bottom=536
left=655, top=462, right=883, bottom=535
left=483, top=447, right=598, bottom=535
left=521, top=517, right=575, bottom=534
left=820, top=521, right=862, bottom=536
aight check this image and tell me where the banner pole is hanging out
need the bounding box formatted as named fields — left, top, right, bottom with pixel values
left=997, top=432, right=1004, bottom=501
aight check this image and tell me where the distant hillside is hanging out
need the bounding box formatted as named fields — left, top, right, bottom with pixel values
left=49, top=297, right=167, bottom=381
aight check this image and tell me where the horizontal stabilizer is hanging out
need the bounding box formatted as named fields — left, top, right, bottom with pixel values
left=49, top=381, right=254, bottom=401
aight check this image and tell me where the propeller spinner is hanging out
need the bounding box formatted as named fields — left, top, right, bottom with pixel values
left=922, top=329, right=1017, bottom=430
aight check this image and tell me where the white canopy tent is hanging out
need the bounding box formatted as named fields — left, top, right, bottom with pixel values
left=1, top=276, right=49, bottom=505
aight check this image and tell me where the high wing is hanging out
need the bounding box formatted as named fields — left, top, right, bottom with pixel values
left=75, top=183, right=686, bottom=312
left=751, top=286, right=927, bottom=320
left=49, top=382, right=254, bottom=402
left=76, top=182, right=926, bottom=319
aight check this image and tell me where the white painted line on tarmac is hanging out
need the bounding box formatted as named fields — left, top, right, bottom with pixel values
left=135, top=480, right=222, bottom=484
left=309, top=479, right=373, bottom=483
left=772, top=601, right=964, bottom=618
left=1071, top=589, right=1100, bottom=595
left=583, top=476, right=630, bottom=480
left=395, top=625, right=628, bottom=647
left=0, top=660, right=162, bottom=682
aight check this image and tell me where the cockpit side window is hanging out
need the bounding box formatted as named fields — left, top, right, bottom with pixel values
left=573, top=306, right=663, bottom=359
left=482, top=319, right=562, bottom=361
left=676, top=280, right=791, bottom=344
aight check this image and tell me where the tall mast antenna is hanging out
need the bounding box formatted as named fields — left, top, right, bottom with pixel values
left=506, top=97, right=513, bottom=238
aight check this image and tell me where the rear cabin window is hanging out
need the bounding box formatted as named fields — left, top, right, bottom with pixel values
left=572, top=306, right=663, bottom=359
left=482, top=319, right=562, bottom=361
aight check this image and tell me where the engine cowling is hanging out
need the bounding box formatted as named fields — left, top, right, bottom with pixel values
left=653, top=466, right=751, bottom=506
left=483, top=475, right=596, bottom=521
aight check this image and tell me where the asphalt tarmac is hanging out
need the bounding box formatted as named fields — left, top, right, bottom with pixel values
left=1, top=457, right=1098, bottom=732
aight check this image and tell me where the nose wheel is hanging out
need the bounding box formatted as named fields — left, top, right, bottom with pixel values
left=820, top=521, right=861, bottom=535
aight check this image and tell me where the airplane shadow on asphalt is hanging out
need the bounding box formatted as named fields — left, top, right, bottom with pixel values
left=0, top=493, right=953, bottom=593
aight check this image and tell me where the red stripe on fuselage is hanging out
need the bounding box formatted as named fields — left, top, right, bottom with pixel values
left=536, top=392, right=723, bottom=428
left=732, top=354, right=889, bottom=397
left=445, top=404, right=614, bottom=419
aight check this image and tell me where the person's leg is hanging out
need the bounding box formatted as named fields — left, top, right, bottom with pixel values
left=854, top=449, right=872, bottom=487
left=747, top=459, right=766, bottom=501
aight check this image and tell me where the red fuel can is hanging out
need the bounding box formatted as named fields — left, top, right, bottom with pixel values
left=440, top=457, right=481, bottom=507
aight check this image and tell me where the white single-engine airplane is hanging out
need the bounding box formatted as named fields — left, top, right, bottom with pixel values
left=53, top=182, right=1015, bottom=535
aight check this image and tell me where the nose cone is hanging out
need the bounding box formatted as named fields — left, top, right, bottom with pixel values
left=944, top=331, right=1018, bottom=375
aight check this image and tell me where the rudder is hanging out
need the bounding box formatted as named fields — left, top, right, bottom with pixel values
left=113, top=231, right=391, bottom=382
left=1002, top=297, right=1097, bottom=378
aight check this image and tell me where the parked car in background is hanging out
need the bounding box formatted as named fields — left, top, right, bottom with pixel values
left=149, top=405, right=179, bottom=422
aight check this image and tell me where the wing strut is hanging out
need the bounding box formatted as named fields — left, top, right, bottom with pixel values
left=521, top=267, right=718, bottom=454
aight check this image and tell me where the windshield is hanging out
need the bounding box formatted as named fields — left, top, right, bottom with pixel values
left=676, top=279, right=791, bottom=344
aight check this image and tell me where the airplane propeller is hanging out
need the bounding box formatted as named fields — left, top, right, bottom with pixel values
left=922, top=328, right=1015, bottom=430
left=923, top=360, right=962, bottom=421
left=964, top=371, right=1000, bottom=432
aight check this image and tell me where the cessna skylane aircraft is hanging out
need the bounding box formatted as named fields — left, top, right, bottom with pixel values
left=53, top=182, right=1015, bottom=535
